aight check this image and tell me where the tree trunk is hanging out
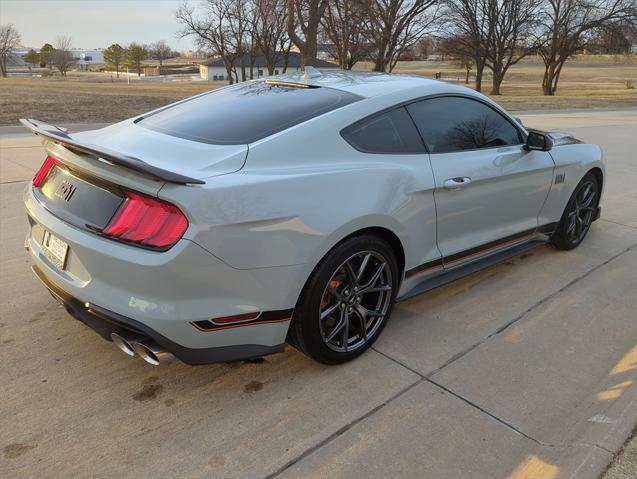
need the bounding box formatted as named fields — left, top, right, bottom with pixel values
left=475, top=64, right=484, bottom=92
left=301, top=35, right=318, bottom=68
left=372, top=56, right=384, bottom=72
left=465, top=66, right=470, bottom=84
left=267, top=55, right=275, bottom=75
left=372, top=46, right=387, bottom=72
left=542, top=62, right=556, bottom=95
left=240, top=56, right=246, bottom=82
left=224, top=59, right=234, bottom=84
left=490, top=68, right=503, bottom=95
left=542, top=60, right=565, bottom=96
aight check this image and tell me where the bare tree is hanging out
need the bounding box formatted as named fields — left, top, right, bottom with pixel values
left=484, top=0, right=541, bottom=95
left=176, top=0, right=244, bottom=84
left=321, top=0, right=370, bottom=69
left=589, top=22, right=636, bottom=54
left=150, top=40, right=173, bottom=74
left=415, top=36, right=436, bottom=57
left=0, top=23, right=21, bottom=78
left=278, top=34, right=294, bottom=73
left=536, top=0, right=636, bottom=96
left=287, top=0, right=331, bottom=68
left=366, top=0, right=439, bottom=73
left=439, top=34, right=474, bottom=83
left=225, top=0, right=253, bottom=82
left=52, top=35, right=75, bottom=76
left=252, top=0, right=289, bottom=74
left=443, top=0, right=492, bottom=92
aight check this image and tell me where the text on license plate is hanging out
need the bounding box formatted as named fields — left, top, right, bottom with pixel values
left=42, top=230, right=69, bottom=270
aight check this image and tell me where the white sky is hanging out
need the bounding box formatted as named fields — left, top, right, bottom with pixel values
left=0, top=0, right=196, bottom=50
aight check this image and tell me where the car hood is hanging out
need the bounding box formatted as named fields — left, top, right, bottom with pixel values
left=72, top=120, right=248, bottom=180
left=548, top=131, right=583, bottom=147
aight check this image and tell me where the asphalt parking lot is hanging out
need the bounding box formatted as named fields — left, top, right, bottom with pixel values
left=1, top=109, right=636, bottom=479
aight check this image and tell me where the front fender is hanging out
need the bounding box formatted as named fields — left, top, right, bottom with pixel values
left=538, top=143, right=604, bottom=226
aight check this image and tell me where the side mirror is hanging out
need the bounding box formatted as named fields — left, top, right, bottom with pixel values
left=524, top=130, right=553, bottom=152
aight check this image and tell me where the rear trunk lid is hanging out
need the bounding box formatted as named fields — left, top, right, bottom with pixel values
left=23, top=118, right=247, bottom=235
left=35, top=160, right=126, bottom=231
left=72, top=120, right=248, bottom=180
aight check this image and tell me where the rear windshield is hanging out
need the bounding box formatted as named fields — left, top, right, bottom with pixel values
left=138, top=81, right=361, bottom=145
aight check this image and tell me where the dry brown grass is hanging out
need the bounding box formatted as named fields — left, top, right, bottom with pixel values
left=1, top=56, right=635, bottom=126
left=384, top=55, right=637, bottom=111
left=0, top=75, right=222, bottom=126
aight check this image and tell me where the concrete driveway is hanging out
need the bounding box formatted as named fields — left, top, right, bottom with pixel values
left=1, top=110, right=636, bottom=479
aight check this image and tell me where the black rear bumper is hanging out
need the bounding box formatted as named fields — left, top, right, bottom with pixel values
left=32, top=265, right=284, bottom=365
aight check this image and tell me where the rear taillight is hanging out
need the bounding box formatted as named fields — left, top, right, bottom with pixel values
left=103, top=192, right=188, bottom=249
left=33, top=155, right=61, bottom=187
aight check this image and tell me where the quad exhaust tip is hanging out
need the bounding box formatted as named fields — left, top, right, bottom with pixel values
left=132, top=339, right=175, bottom=366
left=110, top=333, right=174, bottom=366
left=110, top=332, right=137, bottom=356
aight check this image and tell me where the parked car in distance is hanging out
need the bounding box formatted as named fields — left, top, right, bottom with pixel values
left=22, top=69, right=604, bottom=366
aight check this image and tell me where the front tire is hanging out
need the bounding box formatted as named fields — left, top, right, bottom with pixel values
left=289, top=235, right=399, bottom=364
left=551, top=173, right=599, bottom=250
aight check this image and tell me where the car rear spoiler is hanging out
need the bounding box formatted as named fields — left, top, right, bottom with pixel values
left=19, top=118, right=205, bottom=185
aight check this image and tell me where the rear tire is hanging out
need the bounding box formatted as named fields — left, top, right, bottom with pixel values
left=289, top=235, right=399, bottom=364
left=551, top=173, right=599, bottom=250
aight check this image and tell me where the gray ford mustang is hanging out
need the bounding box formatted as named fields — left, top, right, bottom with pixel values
left=22, top=70, right=604, bottom=366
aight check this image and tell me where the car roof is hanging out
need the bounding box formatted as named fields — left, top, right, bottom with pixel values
left=269, top=70, right=469, bottom=99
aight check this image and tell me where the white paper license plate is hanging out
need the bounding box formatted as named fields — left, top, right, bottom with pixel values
left=42, top=230, right=69, bottom=270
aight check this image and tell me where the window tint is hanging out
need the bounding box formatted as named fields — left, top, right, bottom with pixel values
left=406, top=97, right=522, bottom=153
left=341, top=107, right=424, bottom=154
left=139, top=82, right=361, bottom=145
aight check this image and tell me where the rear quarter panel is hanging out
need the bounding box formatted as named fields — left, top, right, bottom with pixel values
left=158, top=93, right=441, bottom=279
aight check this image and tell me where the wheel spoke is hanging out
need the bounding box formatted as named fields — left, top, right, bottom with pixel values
left=567, top=214, right=577, bottom=235
left=360, top=262, right=386, bottom=292
left=575, top=216, right=584, bottom=236
left=341, top=311, right=350, bottom=352
left=358, top=310, right=368, bottom=340
left=366, top=285, right=393, bottom=293
left=326, top=308, right=347, bottom=343
left=320, top=301, right=340, bottom=321
left=344, top=261, right=358, bottom=286
left=582, top=191, right=597, bottom=208
left=579, top=183, right=592, bottom=205
left=357, top=253, right=371, bottom=282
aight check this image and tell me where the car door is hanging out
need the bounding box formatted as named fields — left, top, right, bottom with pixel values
left=405, top=96, right=555, bottom=262
left=340, top=106, right=442, bottom=277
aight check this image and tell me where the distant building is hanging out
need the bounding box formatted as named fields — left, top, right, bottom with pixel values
left=7, top=50, right=26, bottom=67
left=181, top=50, right=207, bottom=59
left=199, top=52, right=339, bottom=81
left=70, top=49, right=105, bottom=66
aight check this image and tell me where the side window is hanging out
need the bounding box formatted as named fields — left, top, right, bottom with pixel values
left=406, top=97, right=522, bottom=153
left=341, top=107, right=424, bottom=154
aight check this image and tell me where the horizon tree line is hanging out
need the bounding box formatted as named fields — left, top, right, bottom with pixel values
left=3, top=0, right=636, bottom=94
left=176, top=0, right=636, bottom=95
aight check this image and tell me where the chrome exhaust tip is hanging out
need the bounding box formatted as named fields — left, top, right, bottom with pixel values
left=111, top=332, right=137, bottom=356
left=132, top=340, right=175, bottom=366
